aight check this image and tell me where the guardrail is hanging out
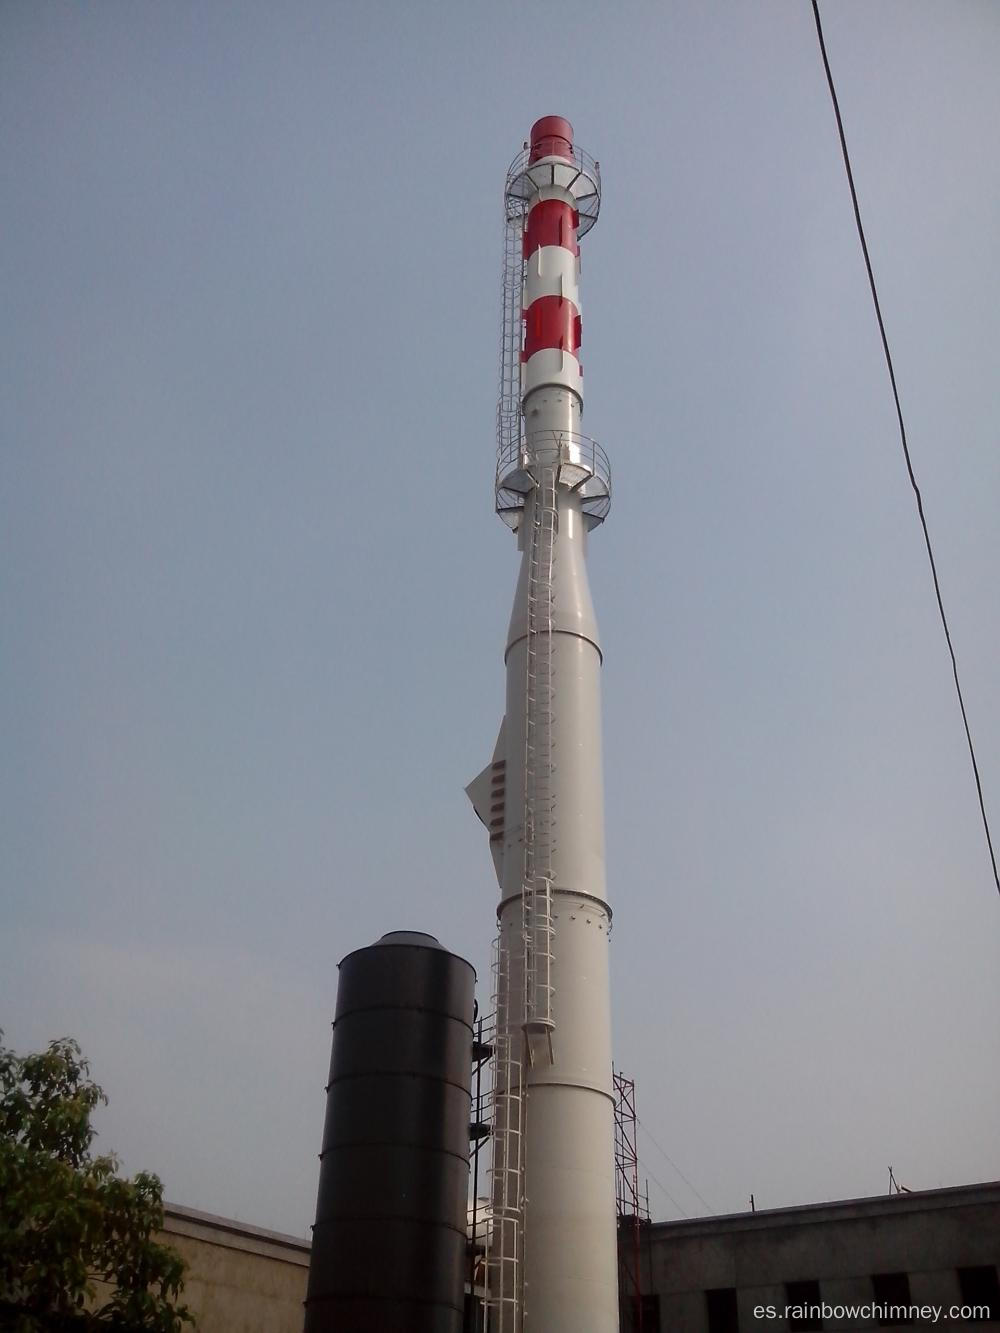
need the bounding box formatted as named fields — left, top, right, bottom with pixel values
left=496, top=430, right=612, bottom=529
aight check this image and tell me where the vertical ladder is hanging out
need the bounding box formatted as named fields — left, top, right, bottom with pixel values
left=486, top=200, right=531, bottom=1333
left=485, top=936, right=524, bottom=1333
left=497, top=210, right=525, bottom=479
left=522, top=464, right=557, bottom=1054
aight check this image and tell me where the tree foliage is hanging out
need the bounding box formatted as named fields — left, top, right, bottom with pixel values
left=0, top=1035, right=194, bottom=1331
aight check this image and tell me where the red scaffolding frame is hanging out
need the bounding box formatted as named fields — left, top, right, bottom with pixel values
left=613, top=1068, right=650, bottom=1333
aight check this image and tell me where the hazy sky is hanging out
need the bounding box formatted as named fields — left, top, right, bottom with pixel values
left=3, top=1, right=998, bottom=1238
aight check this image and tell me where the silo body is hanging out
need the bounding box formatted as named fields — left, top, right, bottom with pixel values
left=303, top=931, right=475, bottom=1333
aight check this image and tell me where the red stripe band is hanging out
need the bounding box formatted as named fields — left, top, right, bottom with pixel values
left=529, top=115, right=574, bottom=164
left=522, top=295, right=582, bottom=361
left=524, top=199, right=579, bottom=260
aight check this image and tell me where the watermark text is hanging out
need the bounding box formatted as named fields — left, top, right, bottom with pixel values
left=751, top=1302, right=991, bottom=1324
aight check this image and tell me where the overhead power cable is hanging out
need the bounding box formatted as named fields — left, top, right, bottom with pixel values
left=811, top=1, right=1000, bottom=899
left=637, top=1117, right=716, bottom=1215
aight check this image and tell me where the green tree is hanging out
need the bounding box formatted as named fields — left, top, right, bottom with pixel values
left=0, top=1035, right=194, bottom=1331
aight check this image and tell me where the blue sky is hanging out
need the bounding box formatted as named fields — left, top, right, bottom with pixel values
left=3, top=0, right=998, bottom=1235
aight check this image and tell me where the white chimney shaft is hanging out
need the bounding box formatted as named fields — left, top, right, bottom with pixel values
left=467, top=115, right=618, bottom=1333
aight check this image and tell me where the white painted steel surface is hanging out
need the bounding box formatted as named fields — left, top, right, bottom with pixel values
left=522, top=383, right=580, bottom=445
left=521, top=347, right=583, bottom=400
left=497, top=480, right=617, bottom=1333
left=524, top=246, right=581, bottom=304
left=471, top=124, right=617, bottom=1333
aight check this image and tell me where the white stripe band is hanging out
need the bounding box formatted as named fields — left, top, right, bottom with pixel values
left=526, top=181, right=580, bottom=210
left=522, top=348, right=583, bottom=400
left=524, top=245, right=581, bottom=307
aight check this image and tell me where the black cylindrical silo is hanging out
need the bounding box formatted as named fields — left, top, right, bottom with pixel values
left=303, top=931, right=475, bottom=1333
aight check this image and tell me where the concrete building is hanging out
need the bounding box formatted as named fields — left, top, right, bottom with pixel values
left=160, top=1204, right=308, bottom=1332
left=630, top=1181, right=1000, bottom=1333
left=161, top=1181, right=1000, bottom=1332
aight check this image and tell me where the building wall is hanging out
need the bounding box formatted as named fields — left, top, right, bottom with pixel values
left=635, top=1182, right=1000, bottom=1333
left=160, top=1204, right=309, bottom=1333
left=156, top=1183, right=1000, bottom=1332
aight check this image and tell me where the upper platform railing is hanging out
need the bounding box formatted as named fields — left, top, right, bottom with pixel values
left=504, top=144, right=602, bottom=236
left=496, top=430, right=612, bottom=531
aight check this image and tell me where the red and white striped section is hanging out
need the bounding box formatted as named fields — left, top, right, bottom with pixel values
left=521, top=116, right=584, bottom=405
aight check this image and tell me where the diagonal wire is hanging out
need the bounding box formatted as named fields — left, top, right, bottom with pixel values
left=637, top=1117, right=716, bottom=1215
left=637, top=1154, right=691, bottom=1220
left=812, top=0, right=1000, bottom=899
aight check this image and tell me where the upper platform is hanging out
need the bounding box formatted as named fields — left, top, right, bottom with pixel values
left=496, top=430, right=611, bottom=531
left=504, top=143, right=601, bottom=235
